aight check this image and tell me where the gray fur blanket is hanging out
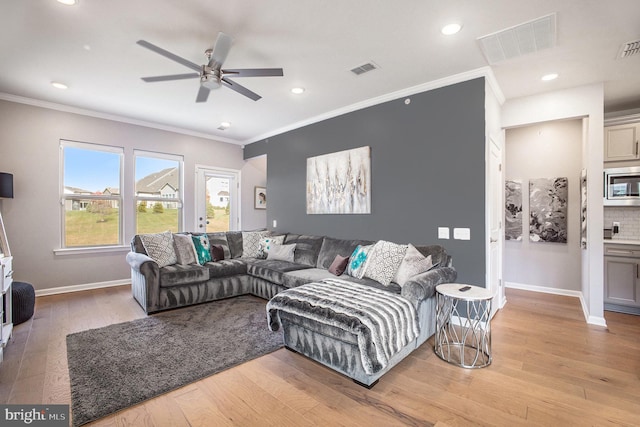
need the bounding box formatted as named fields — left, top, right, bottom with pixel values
left=266, top=278, right=419, bottom=374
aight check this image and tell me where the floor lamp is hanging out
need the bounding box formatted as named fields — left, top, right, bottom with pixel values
left=0, top=172, right=13, bottom=257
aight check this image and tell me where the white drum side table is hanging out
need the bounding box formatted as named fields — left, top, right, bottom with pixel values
left=434, top=283, right=493, bottom=368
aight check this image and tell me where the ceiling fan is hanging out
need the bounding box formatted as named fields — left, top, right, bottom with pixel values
left=137, top=32, right=284, bottom=102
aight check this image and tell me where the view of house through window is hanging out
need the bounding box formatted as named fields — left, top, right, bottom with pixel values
left=61, top=141, right=123, bottom=247
left=135, top=152, right=183, bottom=234
left=206, top=175, right=231, bottom=232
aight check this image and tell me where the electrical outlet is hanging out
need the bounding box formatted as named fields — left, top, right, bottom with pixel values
left=272, top=220, right=277, bottom=228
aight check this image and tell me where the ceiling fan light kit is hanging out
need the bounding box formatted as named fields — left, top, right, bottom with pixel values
left=137, top=32, right=284, bottom=103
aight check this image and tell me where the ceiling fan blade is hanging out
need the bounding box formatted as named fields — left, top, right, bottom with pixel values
left=222, top=68, right=284, bottom=78
left=208, top=32, right=234, bottom=67
left=141, top=73, right=199, bottom=83
left=137, top=40, right=201, bottom=73
left=195, top=86, right=211, bottom=103
left=221, top=77, right=261, bottom=101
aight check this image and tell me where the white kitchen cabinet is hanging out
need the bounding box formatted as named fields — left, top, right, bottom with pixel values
left=604, top=244, right=640, bottom=315
left=604, top=123, right=640, bottom=162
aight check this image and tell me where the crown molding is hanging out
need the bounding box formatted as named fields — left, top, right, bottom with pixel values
left=244, top=67, right=503, bottom=144
left=0, top=92, right=241, bottom=145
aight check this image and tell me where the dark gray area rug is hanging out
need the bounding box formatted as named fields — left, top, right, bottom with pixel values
left=66, top=296, right=284, bottom=427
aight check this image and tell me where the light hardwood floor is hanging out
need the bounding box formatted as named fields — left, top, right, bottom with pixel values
left=1, top=286, right=639, bottom=426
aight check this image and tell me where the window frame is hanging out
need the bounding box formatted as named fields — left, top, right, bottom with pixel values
left=59, top=140, right=124, bottom=249
left=134, top=150, right=184, bottom=234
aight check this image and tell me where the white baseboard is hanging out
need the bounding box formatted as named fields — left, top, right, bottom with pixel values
left=504, top=281, right=607, bottom=327
left=35, top=279, right=130, bottom=297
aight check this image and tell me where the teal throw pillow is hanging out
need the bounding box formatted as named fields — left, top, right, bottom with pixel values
left=191, top=234, right=212, bottom=265
left=346, top=244, right=373, bottom=279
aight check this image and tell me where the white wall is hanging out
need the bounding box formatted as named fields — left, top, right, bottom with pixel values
left=504, top=119, right=583, bottom=291
left=0, top=99, right=266, bottom=292
left=502, top=83, right=605, bottom=326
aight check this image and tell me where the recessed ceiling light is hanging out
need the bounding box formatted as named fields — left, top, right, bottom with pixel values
left=57, top=0, right=78, bottom=5
left=441, top=23, right=462, bottom=35
left=51, top=81, right=68, bottom=90
left=291, top=87, right=305, bottom=94
left=541, top=73, right=558, bottom=81
left=220, top=121, right=231, bottom=128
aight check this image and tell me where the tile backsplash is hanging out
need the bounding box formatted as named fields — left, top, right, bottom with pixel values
left=604, top=207, right=640, bottom=240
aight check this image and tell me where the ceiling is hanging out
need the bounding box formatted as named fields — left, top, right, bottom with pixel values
left=1, top=0, right=639, bottom=145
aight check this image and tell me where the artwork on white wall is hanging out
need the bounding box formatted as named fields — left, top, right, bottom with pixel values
left=580, top=169, right=587, bottom=249
left=529, top=177, right=568, bottom=243
left=306, top=146, right=371, bottom=214
left=505, top=179, right=523, bottom=241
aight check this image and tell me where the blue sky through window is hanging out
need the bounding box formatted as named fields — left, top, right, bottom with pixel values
left=64, top=147, right=177, bottom=193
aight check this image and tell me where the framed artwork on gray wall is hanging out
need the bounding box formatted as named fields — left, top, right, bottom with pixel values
left=254, top=187, right=266, bottom=209
left=529, top=177, right=568, bottom=243
left=306, top=146, right=371, bottom=214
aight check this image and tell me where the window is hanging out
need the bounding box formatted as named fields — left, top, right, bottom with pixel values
left=61, top=140, right=123, bottom=248
left=135, top=151, right=183, bottom=234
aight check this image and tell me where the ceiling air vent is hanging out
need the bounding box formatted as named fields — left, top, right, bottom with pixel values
left=350, top=62, right=378, bottom=76
left=477, top=13, right=556, bottom=64
left=618, top=40, right=640, bottom=58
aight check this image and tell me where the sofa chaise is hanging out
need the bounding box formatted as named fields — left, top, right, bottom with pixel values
left=126, top=230, right=457, bottom=386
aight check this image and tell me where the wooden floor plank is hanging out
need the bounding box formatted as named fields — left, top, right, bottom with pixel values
left=1, top=285, right=639, bottom=426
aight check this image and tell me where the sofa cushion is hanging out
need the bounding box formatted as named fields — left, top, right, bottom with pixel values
left=414, top=245, right=450, bottom=268
left=246, top=259, right=311, bottom=286
left=283, top=234, right=324, bottom=267
left=140, top=231, right=178, bottom=267
left=282, top=268, right=335, bottom=289
left=328, top=255, right=349, bottom=276
left=206, top=232, right=231, bottom=260
left=282, top=268, right=401, bottom=293
left=131, top=235, right=147, bottom=254
left=204, top=259, right=247, bottom=279
left=225, top=231, right=243, bottom=258
left=267, top=243, right=296, bottom=262
left=345, top=244, right=373, bottom=278
left=173, top=233, right=198, bottom=265
left=191, top=234, right=212, bottom=265
left=242, top=230, right=269, bottom=258
left=364, top=240, right=408, bottom=286
left=258, top=235, right=286, bottom=259
left=316, top=237, right=373, bottom=269
left=159, top=264, right=209, bottom=288
left=394, top=244, right=434, bottom=287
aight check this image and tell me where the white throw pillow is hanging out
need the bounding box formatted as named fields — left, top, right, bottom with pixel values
left=257, top=235, right=285, bottom=259
left=394, top=244, right=434, bottom=287
left=266, top=243, right=296, bottom=262
left=173, top=233, right=198, bottom=265
left=364, top=240, right=408, bottom=286
left=140, top=231, right=177, bottom=267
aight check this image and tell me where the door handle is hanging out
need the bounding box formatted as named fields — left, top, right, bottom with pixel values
left=490, top=238, right=498, bottom=243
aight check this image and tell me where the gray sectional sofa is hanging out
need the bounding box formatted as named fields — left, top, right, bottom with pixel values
left=126, top=230, right=457, bottom=387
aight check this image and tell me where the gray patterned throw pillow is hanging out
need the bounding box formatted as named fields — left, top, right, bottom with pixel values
left=173, top=233, right=197, bottom=265
left=364, top=240, right=408, bottom=286
left=241, top=231, right=268, bottom=258
left=394, top=244, right=434, bottom=286
left=140, top=231, right=177, bottom=267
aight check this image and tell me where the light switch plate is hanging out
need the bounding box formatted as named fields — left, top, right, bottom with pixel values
left=454, top=227, right=471, bottom=240
left=438, top=227, right=450, bottom=239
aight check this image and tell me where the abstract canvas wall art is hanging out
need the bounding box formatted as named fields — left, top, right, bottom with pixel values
left=580, top=169, right=587, bottom=249
left=306, top=146, right=371, bottom=214
left=529, top=177, right=568, bottom=243
left=505, top=180, right=523, bottom=240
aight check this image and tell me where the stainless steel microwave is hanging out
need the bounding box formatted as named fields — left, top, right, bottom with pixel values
left=604, top=166, right=640, bottom=206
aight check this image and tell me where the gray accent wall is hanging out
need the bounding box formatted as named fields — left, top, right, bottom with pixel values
left=244, top=78, right=487, bottom=285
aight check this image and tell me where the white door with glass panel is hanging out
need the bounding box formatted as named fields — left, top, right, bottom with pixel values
left=195, top=166, right=239, bottom=232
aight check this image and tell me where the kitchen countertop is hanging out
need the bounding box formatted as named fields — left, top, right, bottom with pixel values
left=604, top=239, right=640, bottom=246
